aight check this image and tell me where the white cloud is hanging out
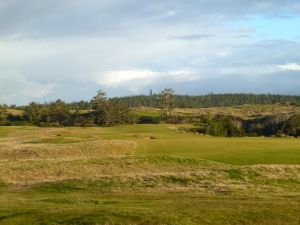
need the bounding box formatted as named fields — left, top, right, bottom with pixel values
left=0, top=71, right=54, bottom=105
left=278, top=63, right=300, bottom=71
left=0, top=1, right=300, bottom=104
left=98, top=69, right=199, bottom=88
left=99, top=70, right=157, bottom=86
left=219, top=64, right=281, bottom=77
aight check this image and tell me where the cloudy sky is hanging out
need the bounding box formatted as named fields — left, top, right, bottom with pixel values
left=1, top=0, right=300, bottom=105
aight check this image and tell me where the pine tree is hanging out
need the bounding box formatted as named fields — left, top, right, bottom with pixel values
left=159, top=88, right=175, bottom=116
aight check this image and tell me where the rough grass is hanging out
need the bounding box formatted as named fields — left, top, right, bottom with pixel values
left=1, top=188, right=299, bottom=225
left=136, top=104, right=300, bottom=119
left=0, top=125, right=300, bottom=224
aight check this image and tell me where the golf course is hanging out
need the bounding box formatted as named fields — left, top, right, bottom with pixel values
left=0, top=124, right=299, bottom=225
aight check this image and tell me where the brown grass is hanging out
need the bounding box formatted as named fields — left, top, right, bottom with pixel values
left=0, top=126, right=299, bottom=198
left=136, top=105, right=300, bottom=119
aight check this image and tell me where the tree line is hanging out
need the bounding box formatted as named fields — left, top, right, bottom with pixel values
left=0, top=88, right=177, bottom=127
left=0, top=91, right=134, bottom=127
left=3, top=92, right=299, bottom=111
left=179, top=114, right=300, bottom=137
left=64, top=93, right=300, bottom=109
left=0, top=90, right=299, bottom=137
left=110, top=93, right=300, bottom=108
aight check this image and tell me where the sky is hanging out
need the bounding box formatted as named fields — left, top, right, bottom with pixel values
left=1, top=0, right=300, bottom=105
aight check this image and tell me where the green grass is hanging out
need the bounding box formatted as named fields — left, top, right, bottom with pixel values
left=11, top=124, right=298, bottom=165
left=139, top=136, right=300, bottom=165
left=0, top=125, right=300, bottom=224
left=1, top=124, right=299, bottom=173
left=0, top=126, right=19, bottom=137
left=82, top=124, right=300, bottom=165
left=1, top=184, right=299, bottom=225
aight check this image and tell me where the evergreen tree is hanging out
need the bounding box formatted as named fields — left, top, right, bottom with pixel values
left=0, top=105, right=7, bottom=123
left=91, top=90, right=111, bottom=126
left=24, top=102, right=42, bottom=125
left=159, top=88, right=175, bottom=116
left=47, top=100, right=71, bottom=126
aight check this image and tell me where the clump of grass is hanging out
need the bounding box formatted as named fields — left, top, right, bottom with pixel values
left=0, top=180, right=7, bottom=187
left=35, top=180, right=83, bottom=193
left=39, top=198, right=77, bottom=205
left=143, top=155, right=202, bottom=166
left=88, top=200, right=119, bottom=205
left=275, top=178, right=300, bottom=185
left=227, top=168, right=244, bottom=180
left=24, top=137, right=83, bottom=144
left=161, top=175, right=192, bottom=185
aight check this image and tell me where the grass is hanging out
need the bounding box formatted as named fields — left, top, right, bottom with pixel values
left=1, top=190, right=299, bottom=225
left=135, top=104, right=300, bottom=119
left=80, top=124, right=300, bottom=165
left=0, top=124, right=300, bottom=224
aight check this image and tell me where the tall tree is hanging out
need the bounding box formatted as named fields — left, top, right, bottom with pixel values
left=91, top=90, right=110, bottom=126
left=159, top=88, right=175, bottom=116
left=0, top=105, right=7, bottom=123
left=24, top=102, right=42, bottom=125
left=91, top=90, right=133, bottom=126
left=48, top=99, right=70, bottom=126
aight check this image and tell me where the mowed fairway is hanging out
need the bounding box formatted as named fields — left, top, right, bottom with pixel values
left=0, top=125, right=300, bottom=225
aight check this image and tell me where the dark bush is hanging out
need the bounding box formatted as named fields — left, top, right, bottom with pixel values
left=139, top=116, right=160, bottom=124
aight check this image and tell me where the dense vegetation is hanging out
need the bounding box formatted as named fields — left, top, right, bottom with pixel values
left=0, top=91, right=134, bottom=127
left=111, top=93, right=300, bottom=108
left=1, top=91, right=300, bottom=137
left=183, top=114, right=300, bottom=137
left=3, top=93, right=300, bottom=111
